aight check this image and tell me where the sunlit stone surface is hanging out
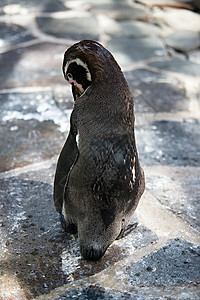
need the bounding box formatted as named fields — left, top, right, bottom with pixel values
left=0, top=0, right=199, bottom=299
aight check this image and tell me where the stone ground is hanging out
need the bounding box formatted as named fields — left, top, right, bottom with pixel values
left=0, top=0, right=200, bottom=299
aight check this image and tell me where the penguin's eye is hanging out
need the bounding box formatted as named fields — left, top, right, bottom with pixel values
left=67, top=73, right=73, bottom=79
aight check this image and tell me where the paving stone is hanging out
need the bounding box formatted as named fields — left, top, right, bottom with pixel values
left=55, top=285, right=147, bottom=300
left=189, top=49, right=200, bottom=64
left=0, top=42, right=68, bottom=89
left=148, top=58, right=200, bottom=77
left=134, top=94, right=155, bottom=114
left=165, top=30, right=200, bottom=53
left=136, top=119, right=200, bottom=167
left=125, top=69, right=188, bottom=113
left=90, top=2, right=149, bottom=21
left=0, top=92, right=70, bottom=172
left=36, top=16, right=100, bottom=40
left=0, top=92, right=70, bottom=132
left=127, top=239, right=200, bottom=287
left=104, top=20, right=161, bottom=38
left=152, top=8, right=200, bottom=32
left=0, top=119, right=64, bottom=173
left=0, top=22, right=35, bottom=50
left=108, top=38, right=166, bottom=67
left=145, top=167, right=200, bottom=232
left=0, top=0, right=67, bottom=14
left=0, top=1, right=200, bottom=299
left=18, top=163, right=56, bottom=184
left=0, top=175, right=64, bottom=299
left=137, top=0, right=196, bottom=8
left=54, top=85, right=74, bottom=110
left=0, top=172, right=157, bottom=299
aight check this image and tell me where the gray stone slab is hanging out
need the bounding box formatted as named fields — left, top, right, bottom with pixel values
left=90, top=2, right=149, bottom=21
left=136, top=119, right=200, bottom=167
left=54, top=85, right=74, bottom=110
left=0, top=92, right=70, bottom=172
left=0, top=0, right=67, bottom=14
left=127, top=239, right=200, bottom=287
left=0, top=22, right=35, bottom=50
left=36, top=16, right=100, bottom=40
left=0, top=119, right=64, bottom=173
left=165, top=30, right=200, bottom=53
left=0, top=92, right=70, bottom=131
left=105, top=20, right=161, bottom=38
left=108, top=38, right=166, bottom=67
left=189, top=49, right=200, bottom=64
left=137, top=0, right=196, bottom=7
left=0, top=172, right=157, bottom=298
left=0, top=42, right=68, bottom=89
left=145, top=167, right=200, bottom=232
left=125, top=69, right=188, bottom=113
left=134, top=96, right=154, bottom=114
left=152, top=9, right=200, bottom=32
left=0, top=175, right=64, bottom=298
left=149, top=58, right=200, bottom=77
left=55, top=285, right=147, bottom=300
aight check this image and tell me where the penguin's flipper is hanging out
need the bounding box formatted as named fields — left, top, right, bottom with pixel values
left=60, top=213, right=78, bottom=234
left=53, top=131, right=78, bottom=214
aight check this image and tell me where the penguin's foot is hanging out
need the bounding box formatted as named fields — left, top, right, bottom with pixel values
left=60, top=213, right=78, bottom=234
left=125, top=222, right=138, bottom=237
left=116, top=222, right=138, bottom=240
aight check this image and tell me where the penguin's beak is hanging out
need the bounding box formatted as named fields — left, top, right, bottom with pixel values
left=72, top=83, right=84, bottom=100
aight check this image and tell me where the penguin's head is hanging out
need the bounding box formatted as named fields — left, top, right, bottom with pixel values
left=78, top=213, right=123, bottom=261
left=62, top=40, right=123, bottom=100
left=63, top=57, right=92, bottom=100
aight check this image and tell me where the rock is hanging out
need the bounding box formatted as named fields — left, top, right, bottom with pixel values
left=54, top=85, right=74, bottom=110
left=148, top=58, right=200, bottom=77
left=108, top=37, right=166, bottom=67
left=134, top=95, right=155, bottom=114
left=104, top=20, right=161, bottom=38
left=145, top=166, right=200, bottom=231
left=0, top=42, right=68, bottom=89
left=0, top=92, right=70, bottom=132
left=0, top=22, right=34, bottom=50
left=165, top=30, right=200, bottom=53
left=136, top=119, right=200, bottom=167
left=0, top=175, right=64, bottom=298
left=125, top=69, right=188, bottom=113
left=56, top=285, right=146, bottom=300
left=152, top=8, right=200, bottom=32
left=137, top=0, right=196, bottom=9
left=0, top=92, right=69, bottom=172
left=0, top=0, right=67, bottom=14
left=189, top=49, right=200, bottom=64
left=0, top=119, right=64, bottom=173
left=36, top=16, right=100, bottom=40
left=127, top=239, right=200, bottom=287
left=90, top=2, right=148, bottom=21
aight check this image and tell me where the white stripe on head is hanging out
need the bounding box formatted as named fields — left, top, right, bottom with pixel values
left=64, top=58, right=92, bottom=81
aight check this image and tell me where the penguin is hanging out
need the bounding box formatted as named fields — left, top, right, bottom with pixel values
left=54, top=40, right=145, bottom=261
